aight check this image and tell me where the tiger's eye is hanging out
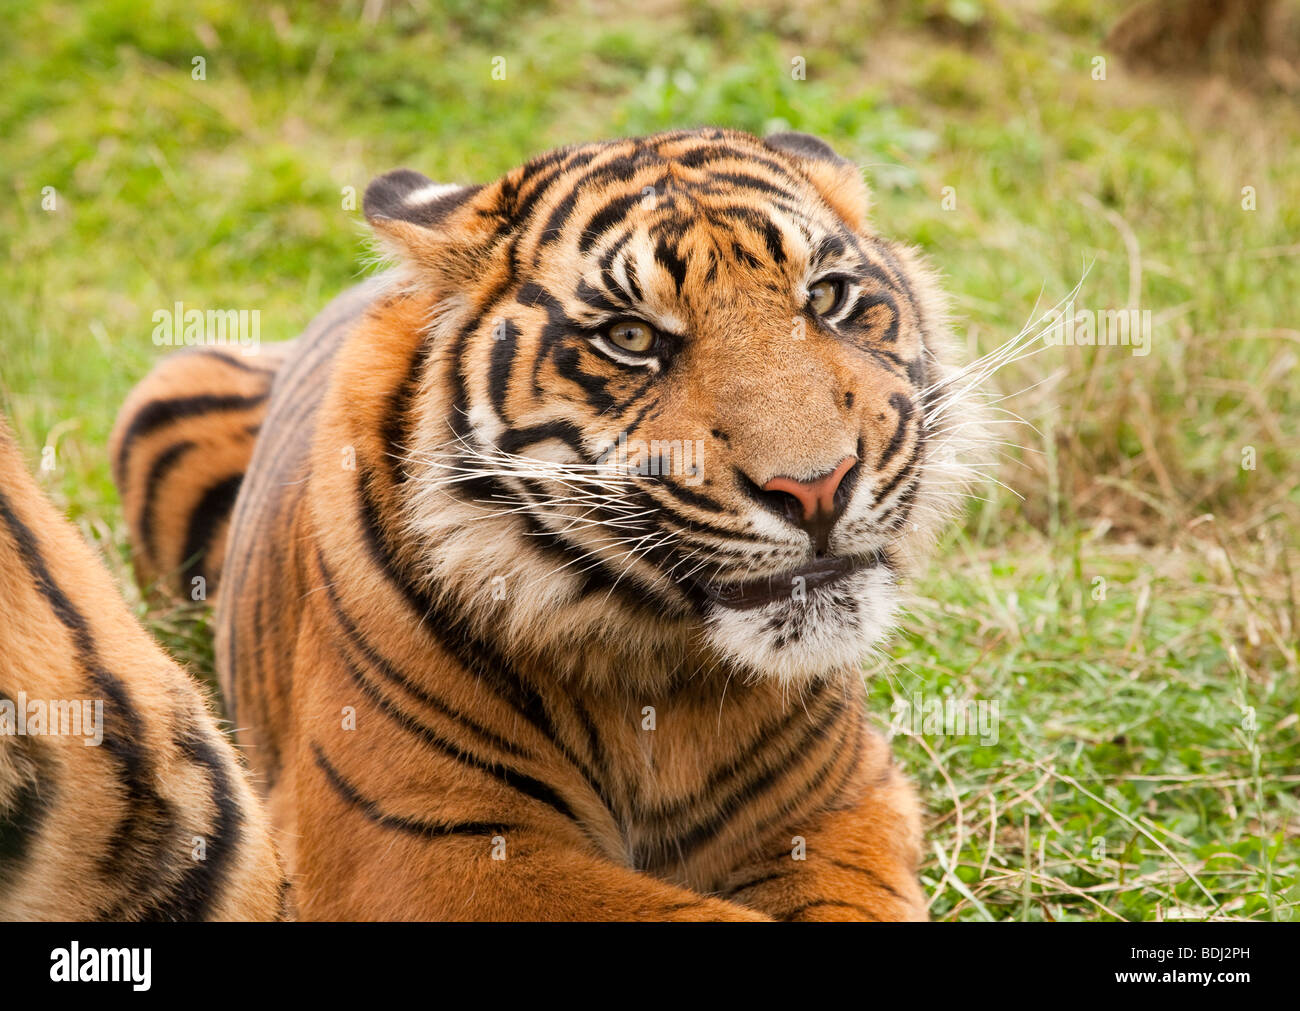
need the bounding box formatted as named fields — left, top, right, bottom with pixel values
left=607, top=319, right=656, bottom=354
left=808, top=279, right=841, bottom=316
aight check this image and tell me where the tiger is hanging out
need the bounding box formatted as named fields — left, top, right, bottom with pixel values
left=111, top=128, right=979, bottom=921
left=0, top=414, right=284, bottom=920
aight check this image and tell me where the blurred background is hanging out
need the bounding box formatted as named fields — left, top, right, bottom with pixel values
left=2, top=0, right=1297, bottom=920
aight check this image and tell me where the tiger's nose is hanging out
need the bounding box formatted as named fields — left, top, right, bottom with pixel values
left=763, top=457, right=857, bottom=523
left=761, top=456, right=858, bottom=553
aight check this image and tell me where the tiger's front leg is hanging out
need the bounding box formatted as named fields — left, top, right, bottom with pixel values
left=288, top=745, right=769, bottom=921
left=721, top=729, right=928, bottom=922
left=277, top=612, right=769, bottom=922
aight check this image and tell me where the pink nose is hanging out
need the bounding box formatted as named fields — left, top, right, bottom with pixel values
left=762, top=456, right=857, bottom=524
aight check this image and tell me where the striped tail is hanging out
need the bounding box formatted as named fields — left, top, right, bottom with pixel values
left=111, top=345, right=290, bottom=601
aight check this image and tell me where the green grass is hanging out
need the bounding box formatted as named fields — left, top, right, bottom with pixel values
left=1, top=0, right=1296, bottom=920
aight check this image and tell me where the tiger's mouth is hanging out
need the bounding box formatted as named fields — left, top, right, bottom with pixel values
left=691, top=550, right=886, bottom=611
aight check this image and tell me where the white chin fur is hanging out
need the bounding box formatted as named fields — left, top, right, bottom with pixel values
left=701, top=566, right=899, bottom=688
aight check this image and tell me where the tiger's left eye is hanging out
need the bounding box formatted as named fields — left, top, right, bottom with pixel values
left=607, top=319, right=657, bottom=354
left=807, top=278, right=843, bottom=316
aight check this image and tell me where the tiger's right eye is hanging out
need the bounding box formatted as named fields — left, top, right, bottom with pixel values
left=607, top=319, right=657, bottom=354
left=807, top=278, right=843, bottom=316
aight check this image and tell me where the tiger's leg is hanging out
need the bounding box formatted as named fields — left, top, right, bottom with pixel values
left=719, top=727, right=928, bottom=922
left=0, top=418, right=286, bottom=920
left=293, top=760, right=770, bottom=922
left=110, top=344, right=289, bottom=600
left=283, top=604, right=767, bottom=922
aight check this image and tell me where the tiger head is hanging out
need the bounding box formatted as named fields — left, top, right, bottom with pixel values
left=364, top=128, right=979, bottom=689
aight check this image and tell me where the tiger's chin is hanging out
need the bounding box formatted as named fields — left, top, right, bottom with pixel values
left=697, top=563, right=900, bottom=688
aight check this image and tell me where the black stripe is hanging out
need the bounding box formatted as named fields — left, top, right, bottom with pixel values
left=673, top=142, right=794, bottom=179
left=872, top=438, right=923, bottom=507
left=908, top=353, right=930, bottom=393
left=186, top=348, right=278, bottom=376
left=827, top=858, right=904, bottom=898
left=779, top=899, right=878, bottom=921
left=536, top=186, right=584, bottom=248
left=731, top=241, right=760, bottom=269
left=881, top=479, right=919, bottom=530
left=139, top=439, right=196, bottom=565
left=313, top=743, right=512, bottom=840
left=747, top=708, right=869, bottom=848
left=181, top=473, right=242, bottom=586
left=876, top=392, right=913, bottom=470
left=624, top=256, right=643, bottom=301
left=723, top=868, right=794, bottom=897
left=705, top=206, right=787, bottom=265
left=574, top=278, right=622, bottom=314
left=867, top=239, right=932, bottom=353
left=550, top=344, right=617, bottom=415
left=136, top=724, right=243, bottom=921
left=507, top=148, right=601, bottom=238
left=0, top=488, right=176, bottom=906
left=620, top=389, right=660, bottom=439
left=114, top=392, right=267, bottom=483
left=813, top=234, right=846, bottom=265
left=497, top=419, right=588, bottom=458
left=629, top=484, right=743, bottom=545
left=645, top=475, right=726, bottom=515
left=578, top=192, right=643, bottom=254
left=0, top=729, right=49, bottom=886
left=698, top=170, right=792, bottom=199
left=487, top=318, right=520, bottom=417
left=845, top=291, right=899, bottom=342
left=598, top=230, right=635, bottom=302
left=654, top=236, right=689, bottom=292
left=382, top=334, right=437, bottom=487
left=275, top=876, right=291, bottom=920
left=533, top=146, right=663, bottom=255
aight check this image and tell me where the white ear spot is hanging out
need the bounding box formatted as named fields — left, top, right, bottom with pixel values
left=364, top=169, right=482, bottom=228
left=404, top=182, right=464, bottom=207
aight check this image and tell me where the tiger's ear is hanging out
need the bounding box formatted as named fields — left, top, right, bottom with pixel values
left=763, top=132, right=870, bottom=232
left=364, top=169, right=503, bottom=286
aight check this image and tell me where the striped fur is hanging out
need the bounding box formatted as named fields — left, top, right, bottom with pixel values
left=0, top=416, right=284, bottom=920
left=115, top=129, right=984, bottom=920
left=110, top=344, right=290, bottom=599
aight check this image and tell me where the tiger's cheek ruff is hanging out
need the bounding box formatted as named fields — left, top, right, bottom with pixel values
left=396, top=351, right=706, bottom=692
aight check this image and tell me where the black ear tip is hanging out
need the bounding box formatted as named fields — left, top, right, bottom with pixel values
left=363, top=169, right=436, bottom=221
left=764, top=131, right=849, bottom=165
left=362, top=170, right=482, bottom=229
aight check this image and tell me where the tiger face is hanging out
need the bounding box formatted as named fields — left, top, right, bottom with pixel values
left=367, top=129, right=972, bottom=688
